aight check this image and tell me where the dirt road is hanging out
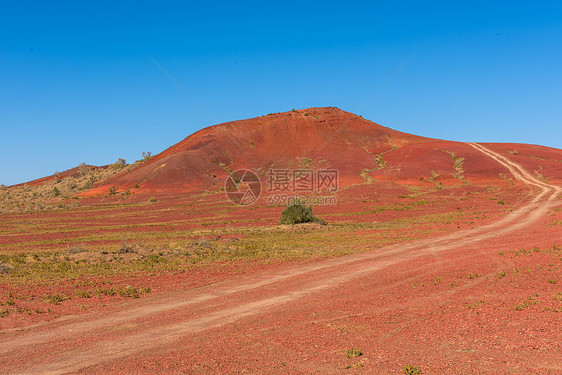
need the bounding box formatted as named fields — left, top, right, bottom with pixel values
left=1, top=143, right=560, bottom=374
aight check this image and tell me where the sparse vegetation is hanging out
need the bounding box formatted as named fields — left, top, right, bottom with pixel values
left=499, top=173, right=514, bottom=185
left=118, top=286, right=140, bottom=298
left=75, top=290, right=92, bottom=298
left=447, top=151, right=465, bottom=180
left=534, top=168, right=549, bottom=183
left=0, top=160, right=141, bottom=212
left=0, top=263, right=11, bottom=274
left=359, top=168, right=376, bottom=184
left=513, top=296, right=539, bottom=311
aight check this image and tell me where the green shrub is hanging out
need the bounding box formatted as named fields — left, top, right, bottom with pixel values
left=279, top=204, right=326, bottom=225
left=118, top=286, right=139, bottom=298
left=110, top=158, right=127, bottom=169
left=0, top=263, right=11, bottom=274
left=44, top=293, right=68, bottom=305
left=403, top=365, right=422, bottom=374
left=78, top=162, right=91, bottom=176
left=345, top=348, right=362, bottom=358
left=75, top=290, right=92, bottom=298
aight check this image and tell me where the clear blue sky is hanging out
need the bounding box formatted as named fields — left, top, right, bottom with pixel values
left=1, top=1, right=561, bottom=186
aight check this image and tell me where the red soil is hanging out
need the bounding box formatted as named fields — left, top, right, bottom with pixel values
left=1, top=143, right=560, bottom=374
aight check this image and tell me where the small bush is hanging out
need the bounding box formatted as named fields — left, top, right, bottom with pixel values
left=96, top=287, right=116, bottom=297
left=75, top=290, right=92, bottom=298
left=78, top=162, right=91, bottom=176
left=67, top=245, right=88, bottom=254
left=82, top=177, right=94, bottom=190
left=111, top=158, right=127, bottom=169
left=44, top=293, right=68, bottom=305
left=279, top=204, right=326, bottom=225
left=345, top=348, right=362, bottom=358
left=118, top=286, right=139, bottom=298
left=0, top=263, right=11, bottom=274
left=403, top=365, right=422, bottom=374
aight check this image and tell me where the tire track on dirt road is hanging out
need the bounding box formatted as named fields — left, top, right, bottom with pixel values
left=1, top=143, right=560, bottom=374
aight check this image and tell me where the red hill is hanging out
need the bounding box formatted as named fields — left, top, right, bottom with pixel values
left=77, top=107, right=561, bottom=196
left=2, top=106, right=548, bottom=198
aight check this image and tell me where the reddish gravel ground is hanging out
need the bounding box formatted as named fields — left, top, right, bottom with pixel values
left=0, top=144, right=560, bottom=374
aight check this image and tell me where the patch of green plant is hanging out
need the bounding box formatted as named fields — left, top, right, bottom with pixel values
left=513, top=296, right=539, bottom=311
left=345, top=348, right=362, bottom=358
left=44, top=293, right=68, bottom=305
left=403, top=365, right=422, bottom=374
left=279, top=204, right=326, bottom=225
left=117, top=286, right=139, bottom=298
left=75, top=290, right=92, bottom=298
